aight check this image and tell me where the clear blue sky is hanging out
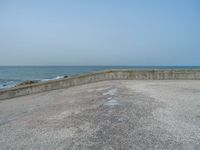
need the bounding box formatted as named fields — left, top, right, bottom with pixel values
left=0, top=0, right=200, bottom=66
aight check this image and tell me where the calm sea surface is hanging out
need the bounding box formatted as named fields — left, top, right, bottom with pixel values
left=0, top=66, right=200, bottom=89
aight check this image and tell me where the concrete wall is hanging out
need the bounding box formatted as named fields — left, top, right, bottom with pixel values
left=1, top=69, right=200, bottom=100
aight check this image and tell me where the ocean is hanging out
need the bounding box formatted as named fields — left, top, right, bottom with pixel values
left=0, top=66, right=200, bottom=89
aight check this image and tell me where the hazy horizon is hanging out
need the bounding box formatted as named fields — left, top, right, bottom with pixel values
left=1, top=65, right=200, bottom=67
left=0, top=0, right=200, bottom=66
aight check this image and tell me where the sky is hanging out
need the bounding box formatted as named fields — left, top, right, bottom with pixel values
left=0, top=0, right=200, bottom=66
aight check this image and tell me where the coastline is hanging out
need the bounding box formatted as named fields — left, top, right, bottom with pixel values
left=1, top=69, right=200, bottom=100
left=1, top=66, right=200, bottom=90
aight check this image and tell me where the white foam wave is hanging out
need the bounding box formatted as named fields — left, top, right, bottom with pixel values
left=41, top=76, right=64, bottom=82
left=0, top=80, right=20, bottom=89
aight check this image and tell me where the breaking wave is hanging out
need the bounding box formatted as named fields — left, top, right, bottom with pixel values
left=41, top=76, right=65, bottom=82
left=0, top=76, right=66, bottom=90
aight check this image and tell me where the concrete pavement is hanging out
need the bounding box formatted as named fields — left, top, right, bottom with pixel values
left=1, top=80, right=200, bottom=149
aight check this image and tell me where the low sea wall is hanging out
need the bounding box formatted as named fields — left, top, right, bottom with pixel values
left=1, top=69, right=200, bottom=100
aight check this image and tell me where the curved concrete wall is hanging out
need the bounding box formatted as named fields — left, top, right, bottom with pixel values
left=1, top=69, right=200, bottom=100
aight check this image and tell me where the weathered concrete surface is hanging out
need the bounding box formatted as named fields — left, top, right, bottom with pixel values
left=1, top=69, right=200, bottom=100
left=1, top=80, right=200, bottom=150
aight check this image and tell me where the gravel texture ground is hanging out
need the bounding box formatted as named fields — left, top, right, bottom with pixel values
left=1, top=80, right=200, bottom=150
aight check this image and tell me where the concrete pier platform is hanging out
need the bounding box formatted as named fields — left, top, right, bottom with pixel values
left=1, top=80, right=200, bottom=149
